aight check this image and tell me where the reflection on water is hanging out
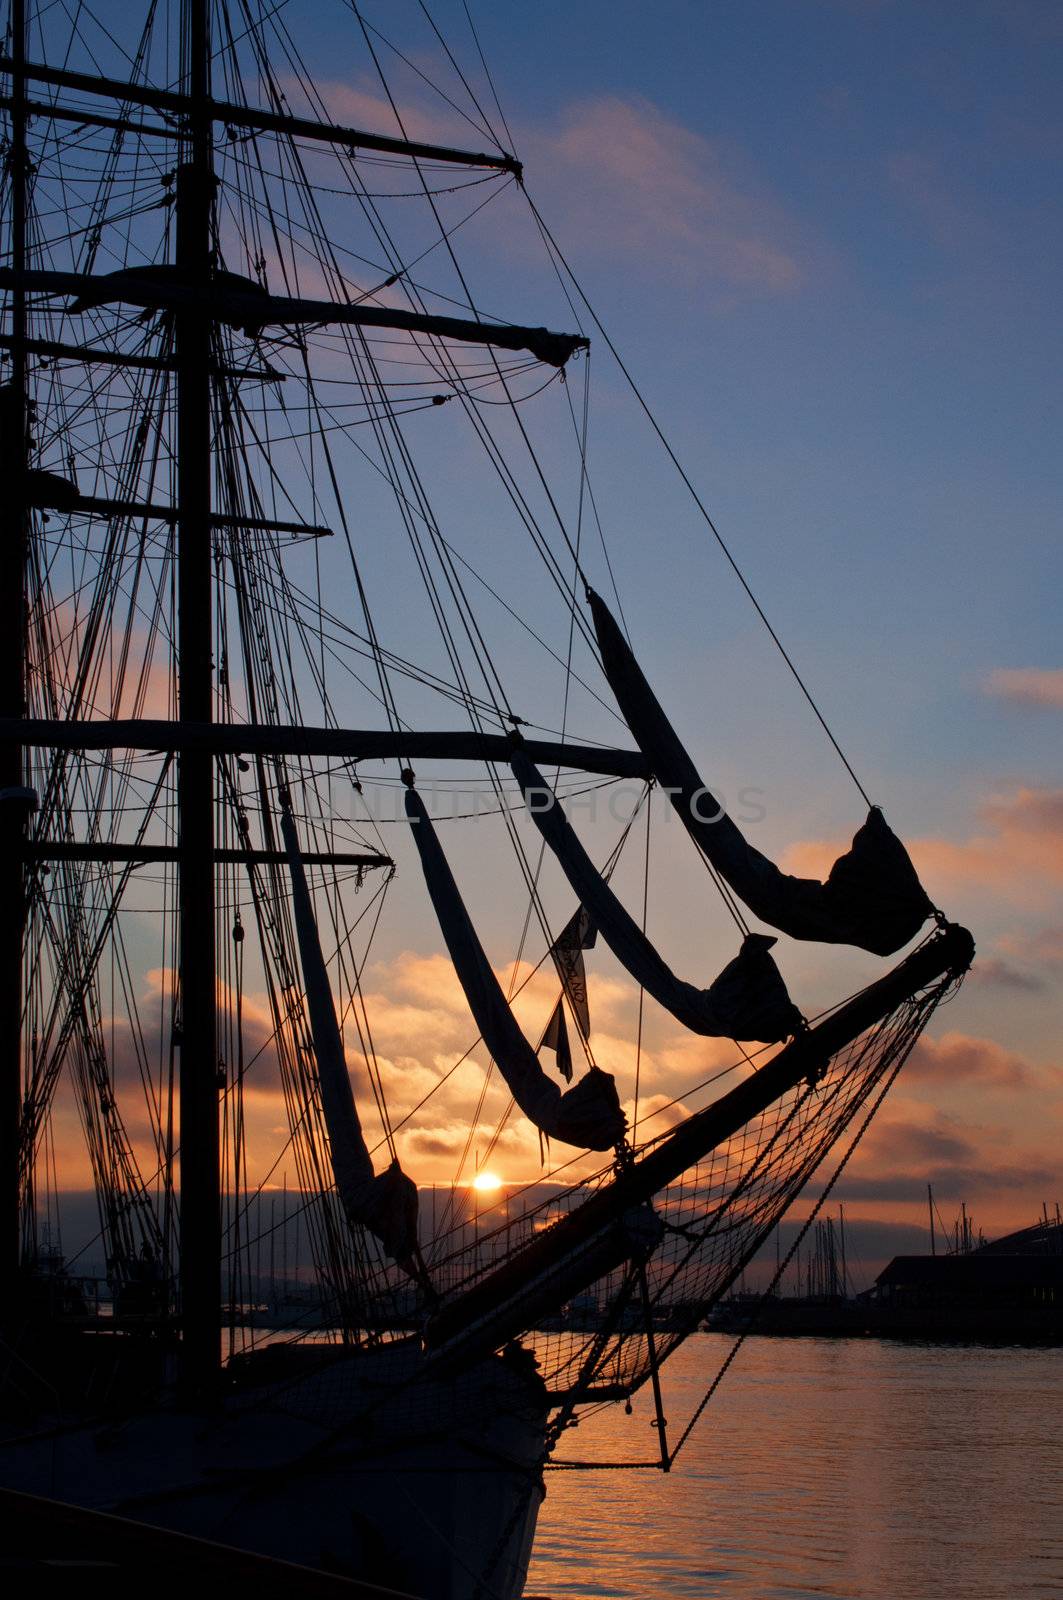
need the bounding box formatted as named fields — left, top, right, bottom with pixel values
left=529, top=1334, right=1063, bottom=1600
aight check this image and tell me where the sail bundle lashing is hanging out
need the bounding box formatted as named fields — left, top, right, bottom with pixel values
left=280, top=808, right=420, bottom=1267
left=587, top=589, right=934, bottom=958
left=509, top=746, right=802, bottom=1045
left=403, top=778, right=626, bottom=1151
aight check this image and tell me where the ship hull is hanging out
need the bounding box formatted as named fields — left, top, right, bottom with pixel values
left=0, top=1337, right=547, bottom=1600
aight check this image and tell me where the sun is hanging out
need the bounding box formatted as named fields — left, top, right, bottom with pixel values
left=472, top=1171, right=503, bottom=1193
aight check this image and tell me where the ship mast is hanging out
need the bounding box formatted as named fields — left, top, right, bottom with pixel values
left=175, top=0, right=219, bottom=1390
left=0, top=2, right=589, bottom=1370
left=1, top=0, right=29, bottom=1294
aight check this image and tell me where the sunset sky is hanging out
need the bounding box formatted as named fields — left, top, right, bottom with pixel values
left=313, top=0, right=1062, bottom=1250
left=41, top=0, right=1063, bottom=1277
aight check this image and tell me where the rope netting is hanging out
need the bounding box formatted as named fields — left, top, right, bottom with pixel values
left=307, top=960, right=959, bottom=1419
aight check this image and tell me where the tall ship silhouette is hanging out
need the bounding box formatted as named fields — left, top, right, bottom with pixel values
left=0, top=3, right=973, bottom=1595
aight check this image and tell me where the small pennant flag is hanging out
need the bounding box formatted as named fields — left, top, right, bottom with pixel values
left=539, top=995, right=573, bottom=1082
left=539, top=906, right=596, bottom=1081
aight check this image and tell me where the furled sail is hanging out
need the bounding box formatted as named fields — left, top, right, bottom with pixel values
left=509, top=746, right=802, bottom=1044
left=587, top=588, right=933, bottom=957
left=403, top=779, right=626, bottom=1150
left=281, top=808, right=419, bottom=1263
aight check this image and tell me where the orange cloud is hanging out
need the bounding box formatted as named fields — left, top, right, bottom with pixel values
left=969, top=956, right=1044, bottom=992
left=45, top=938, right=1062, bottom=1247
left=919, top=789, right=1063, bottom=901
left=296, top=79, right=460, bottom=150
left=268, top=78, right=811, bottom=303
left=58, top=949, right=661, bottom=1191
left=984, top=667, right=1063, bottom=708
left=528, top=97, right=810, bottom=294
left=784, top=786, right=1063, bottom=907
left=380, top=950, right=491, bottom=1016
left=833, top=1117, right=1059, bottom=1214
left=816, top=1018, right=1063, bottom=1226
left=346, top=948, right=748, bottom=1177
left=35, top=601, right=175, bottom=721
left=780, top=832, right=863, bottom=880
left=1001, top=927, right=1063, bottom=967
left=904, top=1030, right=1031, bottom=1088
left=856, top=1109, right=980, bottom=1172
left=967, top=927, right=1063, bottom=991
left=826, top=1051, right=1059, bottom=1216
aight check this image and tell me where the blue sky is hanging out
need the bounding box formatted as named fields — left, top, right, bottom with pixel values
left=289, top=0, right=1063, bottom=804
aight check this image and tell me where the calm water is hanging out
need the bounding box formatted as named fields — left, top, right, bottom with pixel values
left=528, top=1334, right=1062, bottom=1600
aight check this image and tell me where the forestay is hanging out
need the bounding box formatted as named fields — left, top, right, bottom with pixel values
left=587, top=589, right=933, bottom=957
left=509, top=746, right=802, bottom=1044
left=403, top=780, right=626, bottom=1151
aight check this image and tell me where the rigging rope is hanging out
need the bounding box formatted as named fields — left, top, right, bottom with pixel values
left=521, top=191, right=874, bottom=810
left=664, top=1007, right=928, bottom=1465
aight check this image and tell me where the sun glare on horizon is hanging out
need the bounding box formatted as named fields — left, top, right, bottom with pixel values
left=472, top=1171, right=503, bottom=1193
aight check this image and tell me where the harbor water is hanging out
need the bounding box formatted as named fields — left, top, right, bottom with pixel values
left=528, top=1333, right=1062, bottom=1600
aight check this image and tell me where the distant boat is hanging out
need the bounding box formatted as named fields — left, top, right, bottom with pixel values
left=711, top=1216, right=1063, bottom=1343
left=866, top=1216, right=1063, bottom=1342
